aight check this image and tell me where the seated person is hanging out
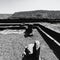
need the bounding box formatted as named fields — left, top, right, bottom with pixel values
left=24, top=25, right=33, bottom=37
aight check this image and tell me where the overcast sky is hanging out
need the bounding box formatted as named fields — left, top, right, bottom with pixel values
left=0, top=0, right=60, bottom=14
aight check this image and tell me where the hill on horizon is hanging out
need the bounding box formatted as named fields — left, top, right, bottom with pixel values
left=9, top=10, right=60, bottom=19
left=0, top=14, right=12, bottom=19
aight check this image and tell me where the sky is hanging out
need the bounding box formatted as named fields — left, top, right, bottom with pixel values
left=0, top=0, right=60, bottom=14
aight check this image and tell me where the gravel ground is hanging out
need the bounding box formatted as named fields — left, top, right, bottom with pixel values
left=0, top=28, right=59, bottom=60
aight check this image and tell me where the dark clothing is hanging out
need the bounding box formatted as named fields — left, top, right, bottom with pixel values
left=24, top=25, right=33, bottom=37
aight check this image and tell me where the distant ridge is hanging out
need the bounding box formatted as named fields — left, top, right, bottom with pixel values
left=9, top=10, right=60, bottom=19
left=0, top=14, right=12, bottom=19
